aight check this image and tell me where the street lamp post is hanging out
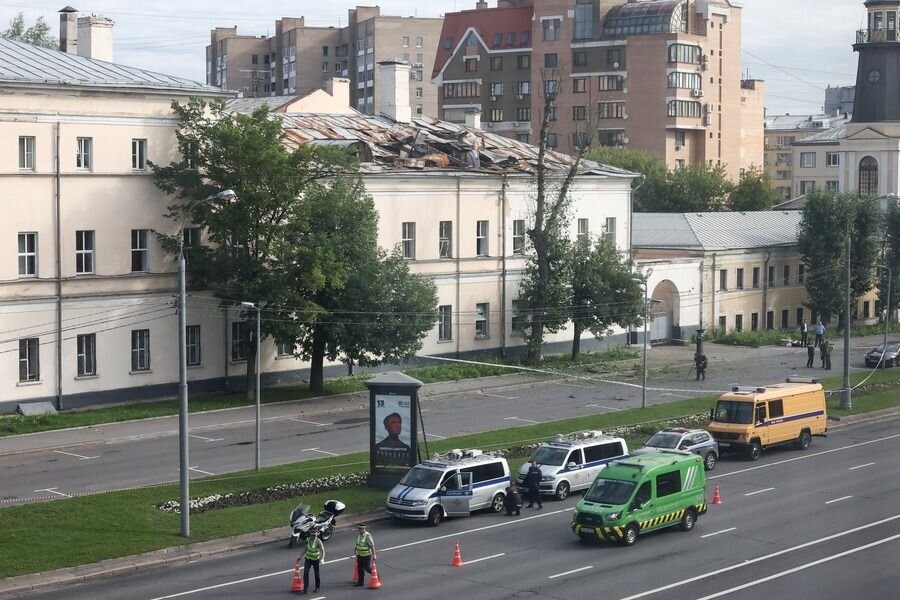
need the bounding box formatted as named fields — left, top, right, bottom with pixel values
left=632, top=277, right=648, bottom=409
left=878, top=264, right=892, bottom=366
left=241, top=301, right=261, bottom=471
left=176, top=189, right=234, bottom=537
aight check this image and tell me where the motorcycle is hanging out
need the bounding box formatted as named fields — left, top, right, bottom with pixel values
left=288, top=499, right=346, bottom=548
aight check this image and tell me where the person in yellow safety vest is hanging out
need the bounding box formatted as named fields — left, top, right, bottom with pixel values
left=299, top=529, right=325, bottom=594
left=354, top=523, right=376, bottom=587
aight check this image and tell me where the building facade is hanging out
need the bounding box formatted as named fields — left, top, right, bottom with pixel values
left=763, top=113, right=849, bottom=199
left=206, top=7, right=443, bottom=119
left=432, top=0, right=764, bottom=180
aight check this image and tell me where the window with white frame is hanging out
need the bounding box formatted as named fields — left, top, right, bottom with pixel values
left=131, top=229, right=149, bottom=272
left=231, top=322, right=248, bottom=361
left=186, top=325, right=201, bottom=366
left=438, top=305, right=452, bottom=341
left=402, top=36, right=409, bottom=47
left=401, top=222, right=416, bottom=259
left=19, top=136, right=35, bottom=170
left=76, top=230, right=95, bottom=274
left=799, top=180, right=816, bottom=195
left=76, top=137, right=92, bottom=169
left=542, top=18, right=561, bottom=41
left=598, top=101, right=625, bottom=119
left=77, top=333, right=96, bottom=376
left=783, top=265, right=791, bottom=286
left=416, top=36, right=424, bottom=48
left=475, top=303, right=489, bottom=338
left=439, top=221, right=452, bottom=258
left=517, top=81, right=530, bottom=95
left=19, top=338, right=40, bottom=382
left=577, top=218, right=589, bottom=241
left=132, top=139, right=147, bottom=170
left=826, top=152, right=840, bottom=167
left=605, top=217, right=617, bottom=246
left=800, top=152, right=816, bottom=168
left=511, top=300, right=528, bottom=335
left=276, top=338, right=293, bottom=358
left=490, top=82, right=504, bottom=96
left=18, top=232, right=37, bottom=277
left=513, top=219, right=526, bottom=255
left=131, top=329, right=150, bottom=372
left=476, top=220, right=489, bottom=256
left=826, top=180, right=839, bottom=192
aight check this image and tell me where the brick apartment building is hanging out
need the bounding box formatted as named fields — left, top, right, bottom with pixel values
left=206, top=6, right=443, bottom=118
left=432, top=0, right=764, bottom=180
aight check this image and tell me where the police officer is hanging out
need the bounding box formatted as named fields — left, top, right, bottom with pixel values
left=299, top=529, right=325, bottom=594
left=354, top=523, right=376, bottom=587
left=825, top=340, right=833, bottom=370
left=524, top=461, right=543, bottom=509
left=694, top=352, right=708, bottom=381
left=806, top=341, right=815, bottom=368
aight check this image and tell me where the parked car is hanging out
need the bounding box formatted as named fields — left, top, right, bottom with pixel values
left=639, top=427, right=719, bottom=471
left=864, top=342, right=900, bottom=368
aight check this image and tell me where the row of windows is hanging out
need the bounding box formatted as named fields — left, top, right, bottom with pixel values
left=488, top=82, right=533, bottom=97
left=16, top=136, right=149, bottom=171
left=798, top=152, right=841, bottom=168
left=400, top=35, right=426, bottom=49
left=718, top=308, right=808, bottom=333
left=486, top=107, right=532, bottom=123
left=798, top=180, right=840, bottom=195
left=718, top=263, right=806, bottom=292
left=437, top=303, right=493, bottom=341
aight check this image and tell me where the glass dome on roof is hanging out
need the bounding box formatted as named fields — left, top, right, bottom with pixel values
left=603, top=0, right=688, bottom=37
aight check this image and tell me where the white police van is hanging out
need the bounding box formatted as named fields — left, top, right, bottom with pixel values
left=517, top=431, right=629, bottom=500
left=386, top=449, right=510, bottom=527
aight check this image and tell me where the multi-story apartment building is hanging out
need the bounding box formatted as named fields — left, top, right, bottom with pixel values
left=432, top=0, right=764, bottom=180
left=825, top=84, right=855, bottom=117
left=763, top=113, right=849, bottom=198
left=789, top=125, right=847, bottom=197
left=206, top=7, right=443, bottom=118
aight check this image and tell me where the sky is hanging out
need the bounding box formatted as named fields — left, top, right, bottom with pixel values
left=1, top=0, right=864, bottom=116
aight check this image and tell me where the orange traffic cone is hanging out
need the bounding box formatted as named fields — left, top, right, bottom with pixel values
left=290, top=560, right=305, bottom=593
left=712, top=482, right=723, bottom=505
left=367, top=557, right=383, bottom=589
left=451, top=540, right=464, bottom=567
left=351, top=557, right=360, bottom=583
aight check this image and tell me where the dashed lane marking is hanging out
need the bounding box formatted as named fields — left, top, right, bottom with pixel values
left=290, top=418, right=333, bottom=426
left=33, top=487, right=70, bottom=497
left=849, top=462, right=875, bottom=470
left=825, top=495, right=853, bottom=504
left=585, top=404, right=621, bottom=411
left=503, top=416, right=539, bottom=424
left=464, top=552, right=506, bottom=565
left=549, top=566, right=593, bottom=579
left=744, top=487, right=775, bottom=496
left=478, top=391, right=519, bottom=400
left=302, top=448, right=338, bottom=456
left=701, top=527, right=737, bottom=538
left=422, top=433, right=447, bottom=439
left=53, top=450, right=98, bottom=460
left=188, top=466, right=215, bottom=476
left=189, top=434, right=224, bottom=442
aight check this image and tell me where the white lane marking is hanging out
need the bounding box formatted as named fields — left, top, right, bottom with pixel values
left=825, top=495, right=853, bottom=504
left=556, top=382, right=591, bottom=389
left=53, top=450, right=98, bottom=460
left=661, top=393, right=692, bottom=399
left=744, top=487, right=775, bottom=496
left=503, top=416, right=539, bottom=424
left=585, top=404, right=621, bottom=411
left=616, top=513, right=900, bottom=600
left=479, top=391, right=519, bottom=399
left=549, top=566, right=593, bottom=579
left=694, top=533, right=900, bottom=600
left=422, top=433, right=447, bottom=439
left=700, top=527, right=737, bottom=539
left=32, top=487, right=70, bottom=497
left=188, top=466, right=215, bottom=476
left=420, top=409, right=430, bottom=413
left=290, top=418, right=332, bottom=426
left=302, top=448, right=338, bottom=456
left=464, top=552, right=506, bottom=565
left=149, top=569, right=295, bottom=599
left=849, top=462, right=875, bottom=470
left=188, top=434, right=224, bottom=442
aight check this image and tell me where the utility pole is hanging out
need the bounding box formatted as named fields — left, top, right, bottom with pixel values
left=841, top=229, right=852, bottom=410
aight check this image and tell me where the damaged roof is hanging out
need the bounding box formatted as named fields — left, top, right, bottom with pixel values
left=275, top=111, right=636, bottom=177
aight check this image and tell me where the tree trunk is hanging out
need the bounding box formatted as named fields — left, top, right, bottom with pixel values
left=309, top=327, right=326, bottom=394
left=571, top=319, right=583, bottom=361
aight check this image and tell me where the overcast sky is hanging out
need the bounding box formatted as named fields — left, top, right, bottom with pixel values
left=2, top=0, right=864, bottom=115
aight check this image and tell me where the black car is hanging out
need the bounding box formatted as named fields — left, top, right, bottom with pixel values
left=864, top=343, right=900, bottom=368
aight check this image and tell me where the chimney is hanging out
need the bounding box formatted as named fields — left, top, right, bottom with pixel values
left=465, top=109, right=482, bottom=130
left=77, top=15, right=114, bottom=62
left=476, top=0, right=488, bottom=8
left=325, top=78, right=351, bottom=111
left=59, top=6, right=78, bottom=54
left=377, top=60, right=411, bottom=123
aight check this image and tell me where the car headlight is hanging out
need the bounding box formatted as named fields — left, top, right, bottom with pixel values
left=606, top=512, right=621, bottom=521
left=541, top=476, right=554, bottom=482
left=412, top=500, right=428, bottom=506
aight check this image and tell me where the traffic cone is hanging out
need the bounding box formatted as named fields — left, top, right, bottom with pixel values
left=351, top=557, right=360, bottom=583
left=712, top=482, right=723, bottom=505
left=367, top=557, right=383, bottom=589
left=290, top=560, right=305, bottom=593
left=450, top=539, right=464, bottom=567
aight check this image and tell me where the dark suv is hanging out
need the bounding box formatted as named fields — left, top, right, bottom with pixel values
left=641, top=427, right=720, bottom=471
left=864, top=343, right=900, bottom=368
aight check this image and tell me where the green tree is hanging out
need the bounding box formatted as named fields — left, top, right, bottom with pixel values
left=568, top=234, right=644, bottom=360
left=728, top=166, right=782, bottom=211
left=664, top=162, right=733, bottom=212
left=879, top=200, right=900, bottom=317
left=586, top=147, right=667, bottom=212
left=2, top=13, right=57, bottom=49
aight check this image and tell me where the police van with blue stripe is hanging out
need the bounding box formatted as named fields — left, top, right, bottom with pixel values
left=386, top=449, right=509, bottom=527
left=516, top=431, right=629, bottom=500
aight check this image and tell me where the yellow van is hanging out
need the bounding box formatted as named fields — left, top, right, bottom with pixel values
left=707, top=376, right=826, bottom=461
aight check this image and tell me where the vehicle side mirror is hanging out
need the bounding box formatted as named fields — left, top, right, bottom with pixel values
left=567, top=462, right=577, bottom=468
left=440, top=486, right=447, bottom=492
left=709, top=408, right=715, bottom=421
left=679, top=442, right=689, bottom=450
left=632, top=500, right=644, bottom=510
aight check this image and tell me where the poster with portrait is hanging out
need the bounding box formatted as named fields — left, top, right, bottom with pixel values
left=373, top=393, right=414, bottom=467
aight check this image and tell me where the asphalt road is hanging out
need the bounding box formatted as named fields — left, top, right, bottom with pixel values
left=0, top=336, right=892, bottom=505
left=10, top=417, right=900, bottom=599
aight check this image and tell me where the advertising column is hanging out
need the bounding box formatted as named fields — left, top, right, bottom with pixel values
left=364, top=372, right=423, bottom=488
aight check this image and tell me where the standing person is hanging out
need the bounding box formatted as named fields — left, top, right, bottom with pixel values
left=354, top=524, right=376, bottom=588
left=524, top=461, right=543, bottom=510
left=825, top=340, right=833, bottom=370
left=820, top=338, right=828, bottom=368
left=694, top=352, right=708, bottom=381
left=299, top=529, right=325, bottom=594
left=504, top=482, right=523, bottom=516
left=806, top=341, right=815, bottom=368
left=800, top=320, right=809, bottom=345
left=814, top=321, right=825, bottom=348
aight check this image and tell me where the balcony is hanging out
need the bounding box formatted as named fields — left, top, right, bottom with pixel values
left=856, top=28, right=899, bottom=44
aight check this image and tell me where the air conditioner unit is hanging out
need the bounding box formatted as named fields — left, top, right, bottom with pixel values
left=491, top=95, right=498, bottom=102
left=704, top=114, right=713, bottom=126
left=691, top=88, right=704, bottom=97
left=516, top=94, right=524, bottom=100
left=413, top=62, right=423, bottom=68
left=705, top=103, right=714, bottom=112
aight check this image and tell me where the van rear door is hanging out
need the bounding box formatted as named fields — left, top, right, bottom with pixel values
left=440, top=472, right=472, bottom=517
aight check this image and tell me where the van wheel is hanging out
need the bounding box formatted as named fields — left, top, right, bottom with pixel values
left=703, top=452, right=717, bottom=471
left=747, top=442, right=762, bottom=461
left=796, top=431, right=812, bottom=450
left=680, top=509, right=697, bottom=532
left=491, top=493, right=505, bottom=513
left=555, top=481, right=570, bottom=501
left=620, top=524, right=639, bottom=546
left=426, top=507, right=443, bottom=527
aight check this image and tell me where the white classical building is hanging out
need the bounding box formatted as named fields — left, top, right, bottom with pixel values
left=1, top=46, right=637, bottom=412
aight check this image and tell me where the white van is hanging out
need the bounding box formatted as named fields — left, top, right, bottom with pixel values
left=517, top=431, right=629, bottom=500
left=385, top=449, right=510, bottom=527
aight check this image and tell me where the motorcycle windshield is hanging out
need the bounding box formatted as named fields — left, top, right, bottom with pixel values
left=291, top=504, right=312, bottom=520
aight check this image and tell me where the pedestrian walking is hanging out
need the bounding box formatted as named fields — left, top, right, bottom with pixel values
left=806, top=341, right=815, bottom=368
left=800, top=321, right=809, bottom=345
left=353, top=523, right=376, bottom=588
left=694, top=352, right=708, bottom=381
left=524, top=461, right=543, bottom=509
left=820, top=338, right=828, bottom=368
left=814, top=321, right=825, bottom=348
left=298, top=529, right=325, bottom=594
left=825, top=340, right=833, bottom=370
left=504, top=482, right=523, bottom=516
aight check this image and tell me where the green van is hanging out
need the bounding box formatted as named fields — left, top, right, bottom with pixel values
left=571, top=450, right=708, bottom=546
